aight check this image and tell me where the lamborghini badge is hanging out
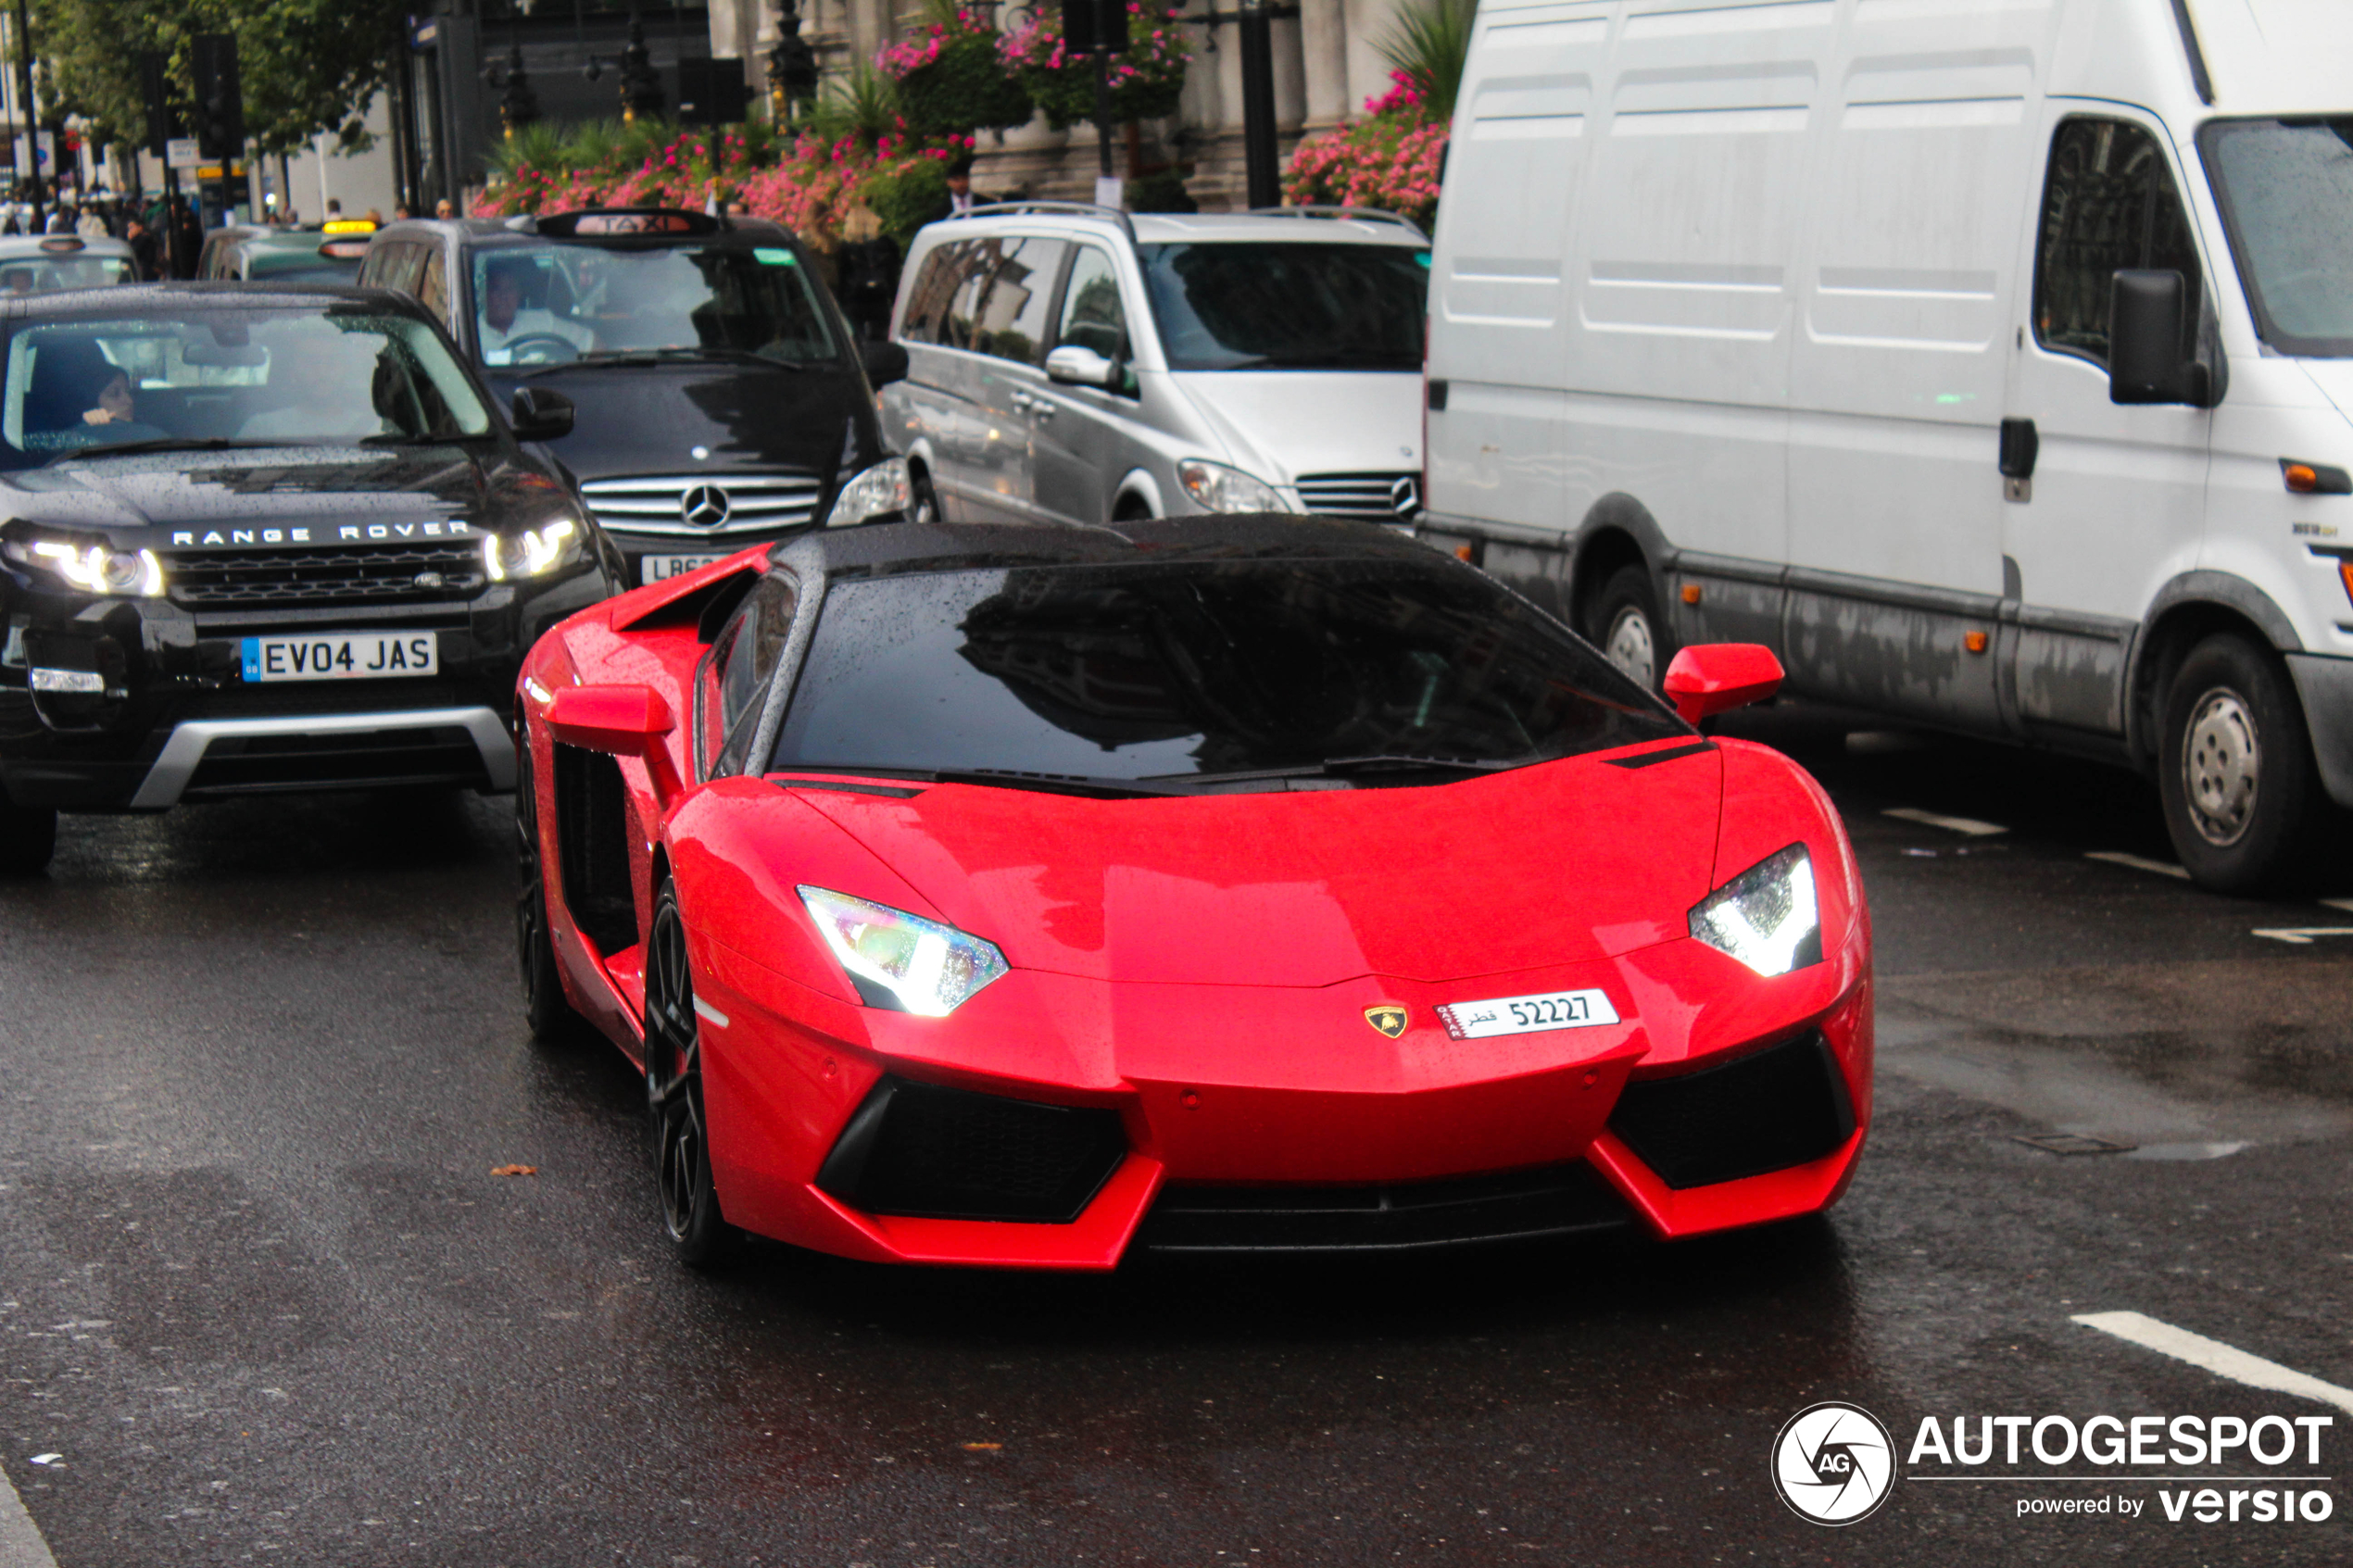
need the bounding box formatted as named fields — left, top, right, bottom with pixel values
left=1365, top=1004, right=1408, bottom=1038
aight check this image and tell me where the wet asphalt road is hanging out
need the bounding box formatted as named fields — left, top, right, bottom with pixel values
left=2, top=711, right=2351, bottom=1567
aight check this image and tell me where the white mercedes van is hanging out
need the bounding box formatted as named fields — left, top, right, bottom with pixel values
left=884, top=206, right=1430, bottom=530
left=1424, top=0, right=2353, bottom=892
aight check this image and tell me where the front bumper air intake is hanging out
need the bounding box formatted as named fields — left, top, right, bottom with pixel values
left=1134, top=1162, right=1633, bottom=1253
left=1605, top=1030, right=1856, bottom=1189
left=816, top=1076, right=1128, bottom=1223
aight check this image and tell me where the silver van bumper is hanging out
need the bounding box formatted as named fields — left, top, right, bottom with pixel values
left=128, top=707, right=517, bottom=809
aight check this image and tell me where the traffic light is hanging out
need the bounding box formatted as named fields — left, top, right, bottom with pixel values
left=138, top=53, right=179, bottom=158
left=1062, top=0, right=1129, bottom=55
left=190, top=34, right=245, bottom=161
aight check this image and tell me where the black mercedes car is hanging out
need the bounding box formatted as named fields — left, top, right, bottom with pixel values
left=358, top=207, right=911, bottom=588
left=0, top=282, right=624, bottom=872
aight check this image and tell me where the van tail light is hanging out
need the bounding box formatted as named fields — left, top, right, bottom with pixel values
left=2338, top=558, right=2353, bottom=608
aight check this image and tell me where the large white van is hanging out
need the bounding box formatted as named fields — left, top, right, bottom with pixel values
left=1424, top=0, right=2353, bottom=891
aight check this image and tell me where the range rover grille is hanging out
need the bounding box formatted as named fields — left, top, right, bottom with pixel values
left=163, top=543, right=490, bottom=607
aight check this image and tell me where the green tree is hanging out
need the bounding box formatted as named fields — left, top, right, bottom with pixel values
left=31, top=0, right=407, bottom=155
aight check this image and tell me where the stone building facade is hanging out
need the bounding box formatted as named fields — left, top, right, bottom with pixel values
left=708, top=0, right=1413, bottom=208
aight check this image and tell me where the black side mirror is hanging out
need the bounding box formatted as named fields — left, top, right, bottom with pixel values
left=510, top=385, right=575, bottom=441
left=2109, top=270, right=2214, bottom=408
left=859, top=340, right=910, bottom=388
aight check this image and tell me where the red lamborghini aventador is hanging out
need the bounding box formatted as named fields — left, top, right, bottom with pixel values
left=514, top=517, right=1871, bottom=1268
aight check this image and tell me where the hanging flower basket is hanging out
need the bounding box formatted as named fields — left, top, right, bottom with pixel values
left=879, top=9, right=1035, bottom=138
left=999, top=4, right=1190, bottom=132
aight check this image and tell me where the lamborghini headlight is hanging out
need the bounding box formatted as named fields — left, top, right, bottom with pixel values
left=483, top=517, right=578, bottom=581
left=5, top=536, right=163, bottom=596
left=823, top=458, right=911, bottom=528
left=1689, top=844, right=1821, bottom=976
left=1176, top=458, right=1285, bottom=514
left=798, top=885, right=1009, bottom=1016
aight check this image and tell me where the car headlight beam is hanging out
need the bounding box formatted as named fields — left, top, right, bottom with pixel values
left=797, top=885, right=1009, bottom=1016
left=1689, top=844, right=1822, bottom=976
left=1176, top=458, right=1285, bottom=514
left=484, top=518, right=577, bottom=582
left=8, top=538, right=164, bottom=596
left=823, top=458, right=911, bottom=529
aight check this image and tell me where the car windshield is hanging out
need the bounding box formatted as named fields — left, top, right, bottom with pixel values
left=1139, top=242, right=1428, bottom=371
left=472, top=239, right=839, bottom=367
left=2200, top=118, right=2353, bottom=356
left=769, top=558, right=1678, bottom=786
left=0, top=307, right=493, bottom=470
left=0, top=255, right=133, bottom=295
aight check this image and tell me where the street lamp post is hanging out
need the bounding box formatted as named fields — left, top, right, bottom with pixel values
left=766, top=0, right=819, bottom=128
left=12, top=0, right=41, bottom=232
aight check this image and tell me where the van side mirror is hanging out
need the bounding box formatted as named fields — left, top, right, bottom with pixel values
left=859, top=340, right=909, bottom=387
left=544, top=684, right=684, bottom=803
left=1045, top=345, right=1115, bottom=387
left=2108, top=270, right=2214, bottom=408
left=510, top=386, right=576, bottom=441
left=1663, top=644, right=1783, bottom=725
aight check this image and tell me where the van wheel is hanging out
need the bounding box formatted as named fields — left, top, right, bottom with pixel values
left=0, top=795, right=56, bottom=875
left=2157, top=633, right=2330, bottom=894
left=1592, top=564, right=1671, bottom=691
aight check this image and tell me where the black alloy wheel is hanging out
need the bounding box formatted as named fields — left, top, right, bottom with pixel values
left=0, top=793, right=56, bottom=876
left=909, top=466, right=943, bottom=524
left=514, top=732, right=587, bottom=1043
left=1591, top=562, right=1674, bottom=693
left=2156, top=632, right=2334, bottom=894
left=645, top=880, right=736, bottom=1267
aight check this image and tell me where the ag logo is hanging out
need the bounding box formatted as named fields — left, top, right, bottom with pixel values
left=1771, top=1401, right=1894, bottom=1525
left=1364, top=1004, right=1408, bottom=1038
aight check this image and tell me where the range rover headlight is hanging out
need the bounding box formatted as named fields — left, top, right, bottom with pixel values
left=1176, top=458, right=1285, bottom=514
left=798, top=885, right=1008, bottom=1016
left=483, top=517, right=578, bottom=581
left=1689, top=844, right=1822, bottom=976
left=2, top=536, right=163, bottom=596
left=823, top=458, right=911, bottom=528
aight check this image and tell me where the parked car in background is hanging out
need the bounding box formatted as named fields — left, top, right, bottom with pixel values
left=0, top=282, right=623, bottom=873
left=883, top=205, right=1430, bottom=528
left=0, top=234, right=136, bottom=295
left=1426, top=0, right=2353, bottom=893
left=359, top=207, right=911, bottom=587
left=196, top=220, right=376, bottom=286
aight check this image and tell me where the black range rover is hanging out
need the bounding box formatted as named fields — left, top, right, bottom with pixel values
left=0, top=283, right=623, bottom=872
left=359, top=207, right=911, bottom=588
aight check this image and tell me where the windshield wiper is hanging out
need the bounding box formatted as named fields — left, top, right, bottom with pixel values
left=42, top=436, right=284, bottom=467
left=772, top=764, right=1192, bottom=799
left=1150, top=755, right=1534, bottom=785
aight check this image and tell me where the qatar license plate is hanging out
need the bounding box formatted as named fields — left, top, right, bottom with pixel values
left=642, top=553, right=729, bottom=584
left=1436, top=988, right=1620, bottom=1040
left=240, top=631, right=438, bottom=682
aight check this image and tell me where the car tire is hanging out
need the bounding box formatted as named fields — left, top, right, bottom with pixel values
left=2156, top=632, right=2333, bottom=894
left=645, top=878, right=737, bottom=1269
left=1591, top=563, right=1673, bottom=692
left=909, top=466, right=943, bottom=524
left=0, top=794, right=56, bottom=876
left=515, top=734, right=588, bottom=1044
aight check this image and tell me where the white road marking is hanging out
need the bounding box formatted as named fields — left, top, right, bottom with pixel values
left=0, top=1466, right=59, bottom=1568
left=2073, top=1311, right=2353, bottom=1416
left=2318, top=897, right=2353, bottom=915
left=2252, top=927, right=2353, bottom=946
left=1883, top=807, right=2007, bottom=836
left=691, top=997, right=730, bottom=1029
left=2084, top=850, right=2191, bottom=880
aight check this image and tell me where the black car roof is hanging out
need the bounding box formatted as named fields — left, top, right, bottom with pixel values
left=777, top=516, right=1452, bottom=583
left=0, top=281, right=430, bottom=321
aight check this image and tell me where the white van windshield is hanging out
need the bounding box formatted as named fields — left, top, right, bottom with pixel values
left=2201, top=118, right=2353, bottom=356
left=1139, top=243, right=1428, bottom=371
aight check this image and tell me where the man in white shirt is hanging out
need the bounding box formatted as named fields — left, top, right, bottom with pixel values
left=476, top=258, right=595, bottom=365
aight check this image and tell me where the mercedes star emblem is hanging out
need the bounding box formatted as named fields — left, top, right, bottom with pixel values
left=1389, top=475, right=1421, bottom=517
left=680, top=483, right=732, bottom=527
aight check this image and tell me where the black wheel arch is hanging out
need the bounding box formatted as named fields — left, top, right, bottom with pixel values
left=1569, top=494, right=1675, bottom=638
left=2127, top=572, right=2304, bottom=770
